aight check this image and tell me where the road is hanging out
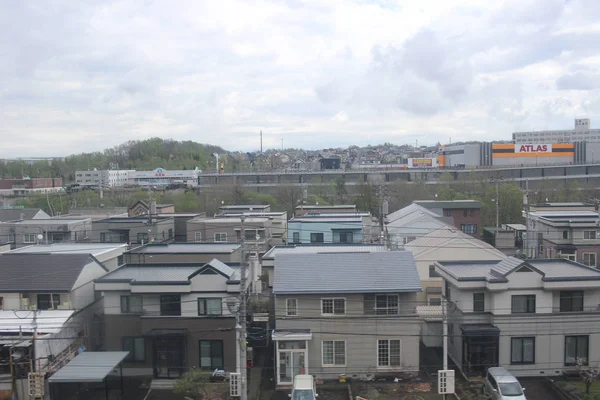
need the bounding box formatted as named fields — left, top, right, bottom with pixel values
left=520, top=379, right=563, bottom=400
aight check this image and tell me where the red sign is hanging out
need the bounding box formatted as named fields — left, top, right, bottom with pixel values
left=515, top=144, right=552, bottom=153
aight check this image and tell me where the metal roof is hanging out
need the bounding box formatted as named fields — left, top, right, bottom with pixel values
left=48, top=352, right=130, bottom=383
left=405, top=228, right=505, bottom=258
left=414, top=200, right=482, bottom=209
left=96, top=216, right=172, bottom=223
left=273, top=252, right=421, bottom=294
left=502, top=224, right=526, bottom=230
left=127, top=243, right=241, bottom=254
left=0, top=253, right=99, bottom=292
left=96, top=265, right=204, bottom=284
left=0, top=310, right=74, bottom=334
left=295, top=205, right=356, bottom=210
left=289, top=217, right=363, bottom=223
left=9, top=243, right=127, bottom=256
left=263, top=244, right=387, bottom=260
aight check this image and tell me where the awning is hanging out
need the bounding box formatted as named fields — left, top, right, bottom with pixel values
left=144, top=328, right=188, bottom=337
left=48, top=352, right=129, bottom=383
left=460, top=324, right=500, bottom=337
left=272, top=330, right=312, bottom=341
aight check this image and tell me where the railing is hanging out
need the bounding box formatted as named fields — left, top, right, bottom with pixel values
left=416, top=305, right=443, bottom=321
left=551, top=305, right=600, bottom=313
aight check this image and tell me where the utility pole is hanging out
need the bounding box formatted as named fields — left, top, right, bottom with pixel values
left=490, top=175, right=503, bottom=228
left=239, top=216, right=248, bottom=400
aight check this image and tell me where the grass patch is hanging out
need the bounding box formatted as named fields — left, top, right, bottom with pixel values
left=563, top=380, right=600, bottom=397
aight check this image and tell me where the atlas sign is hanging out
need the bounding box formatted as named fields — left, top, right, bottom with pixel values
left=515, top=144, right=552, bottom=153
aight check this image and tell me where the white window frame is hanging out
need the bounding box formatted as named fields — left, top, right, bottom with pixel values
left=194, top=232, right=202, bottom=242
left=377, top=339, right=402, bottom=368
left=321, top=340, right=346, bottom=367
left=321, top=298, right=346, bottom=315
left=286, top=298, right=298, bottom=316
left=583, top=230, right=597, bottom=240
left=583, top=252, right=597, bottom=267
left=214, top=232, right=227, bottom=242
left=23, top=234, right=36, bottom=244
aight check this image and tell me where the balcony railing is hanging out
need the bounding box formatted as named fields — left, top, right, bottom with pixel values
left=552, top=305, right=600, bottom=313
left=416, top=305, right=443, bottom=321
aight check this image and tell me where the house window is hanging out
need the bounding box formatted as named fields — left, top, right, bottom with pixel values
left=310, top=233, right=324, bottom=243
left=322, top=341, right=346, bottom=366
left=565, top=336, right=588, bottom=366
left=292, top=232, right=300, bottom=243
left=8, top=231, right=15, bottom=243
left=168, top=228, right=173, bottom=238
left=473, top=293, right=485, bottom=312
left=199, top=340, right=224, bottom=369
left=583, top=253, right=597, bottom=267
left=444, top=210, right=452, bottom=217
left=160, top=295, right=181, bottom=316
left=100, top=232, right=110, bottom=243
left=37, top=294, right=60, bottom=310
left=511, top=295, right=535, bottom=313
left=560, top=291, right=584, bottom=312
left=198, top=298, right=222, bottom=316
left=214, top=233, right=227, bottom=242
left=123, top=337, right=145, bottom=362
left=560, top=251, right=576, bottom=261
left=120, top=295, right=142, bottom=313
left=563, top=230, right=569, bottom=239
left=377, top=339, right=401, bottom=367
left=511, top=337, right=535, bottom=365
left=244, top=229, right=258, bottom=241
left=463, top=209, right=468, bottom=217
left=403, top=236, right=416, bottom=244
left=51, top=233, right=65, bottom=243
left=470, top=209, right=475, bottom=217
left=375, top=295, right=399, bottom=315
left=137, top=232, right=149, bottom=243
left=286, top=298, right=298, bottom=316
left=194, top=232, right=202, bottom=242
left=321, top=298, right=345, bottom=315
left=339, top=231, right=354, bottom=243
left=23, top=234, right=36, bottom=244
left=429, top=265, right=440, bottom=278
left=461, top=224, right=477, bottom=235
left=584, top=230, right=597, bottom=240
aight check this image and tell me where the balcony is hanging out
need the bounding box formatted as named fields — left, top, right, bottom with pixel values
left=552, top=305, right=600, bottom=313
left=416, top=305, right=443, bottom=321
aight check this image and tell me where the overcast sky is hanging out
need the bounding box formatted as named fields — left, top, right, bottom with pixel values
left=2, top=0, right=600, bottom=157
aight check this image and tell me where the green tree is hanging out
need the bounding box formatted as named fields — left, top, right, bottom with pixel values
left=174, top=369, right=211, bottom=400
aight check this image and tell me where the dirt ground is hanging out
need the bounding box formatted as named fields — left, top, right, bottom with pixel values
left=352, top=381, right=445, bottom=400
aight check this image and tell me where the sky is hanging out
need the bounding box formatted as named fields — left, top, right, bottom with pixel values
left=2, top=0, right=600, bottom=157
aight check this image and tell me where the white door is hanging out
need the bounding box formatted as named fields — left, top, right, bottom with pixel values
left=277, top=351, right=306, bottom=385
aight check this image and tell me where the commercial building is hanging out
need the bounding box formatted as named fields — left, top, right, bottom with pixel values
left=512, top=118, right=600, bottom=143
left=0, top=178, right=63, bottom=195
left=75, top=169, right=133, bottom=188
left=128, top=167, right=201, bottom=187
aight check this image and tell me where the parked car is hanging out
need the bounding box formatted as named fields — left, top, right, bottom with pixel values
left=484, top=367, right=526, bottom=400
left=289, top=375, right=318, bottom=400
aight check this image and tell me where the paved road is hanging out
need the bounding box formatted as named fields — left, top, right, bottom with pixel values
left=520, top=380, right=563, bottom=400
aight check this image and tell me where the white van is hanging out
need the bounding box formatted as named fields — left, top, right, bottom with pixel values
left=484, top=367, right=526, bottom=400
left=289, top=375, right=318, bottom=400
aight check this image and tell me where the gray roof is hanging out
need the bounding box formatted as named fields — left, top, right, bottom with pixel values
left=273, top=252, right=421, bottom=294
left=414, top=200, right=481, bottom=209
left=289, top=217, right=363, bottom=223
left=295, top=205, right=356, bottom=210
left=437, top=256, right=600, bottom=282
left=0, top=253, right=100, bottom=292
left=48, top=352, right=130, bottom=383
left=9, top=243, right=127, bottom=256
left=8, top=218, right=90, bottom=225
left=127, top=243, right=241, bottom=254
left=96, top=216, right=172, bottom=223
left=263, top=244, right=387, bottom=260
left=0, top=208, right=46, bottom=222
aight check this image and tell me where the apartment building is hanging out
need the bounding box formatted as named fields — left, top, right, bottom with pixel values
left=0, top=218, right=92, bottom=249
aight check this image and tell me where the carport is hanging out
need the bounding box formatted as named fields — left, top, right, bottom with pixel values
left=48, top=351, right=129, bottom=400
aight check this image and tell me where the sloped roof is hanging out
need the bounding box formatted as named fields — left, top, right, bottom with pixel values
left=386, top=203, right=441, bottom=223
left=414, top=200, right=481, bottom=210
left=0, top=208, right=47, bottom=222
left=273, top=252, right=421, bottom=294
left=263, top=244, right=387, bottom=260
left=127, top=243, right=241, bottom=254
left=0, top=253, right=100, bottom=292
left=405, top=228, right=506, bottom=258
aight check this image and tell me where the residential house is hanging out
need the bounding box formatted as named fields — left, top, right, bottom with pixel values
left=261, top=244, right=387, bottom=288
left=158, top=213, right=205, bottom=242
left=216, top=208, right=288, bottom=246
left=9, top=243, right=128, bottom=270
left=95, top=259, right=244, bottom=378
left=92, top=216, right=175, bottom=245
left=0, top=253, right=109, bottom=373
left=502, top=224, right=526, bottom=250
left=0, top=208, right=50, bottom=221
left=404, top=228, right=507, bottom=348
left=124, top=243, right=243, bottom=265
left=524, top=207, right=600, bottom=264
left=483, top=227, right=522, bottom=256
left=219, top=205, right=271, bottom=214
left=272, top=252, right=422, bottom=385
left=63, top=207, right=129, bottom=220
left=294, top=205, right=358, bottom=217
left=386, top=203, right=454, bottom=247
left=287, top=212, right=378, bottom=245
left=414, top=200, right=482, bottom=236
left=128, top=201, right=175, bottom=217
left=186, top=216, right=274, bottom=254
left=0, top=218, right=92, bottom=249
left=435, top=256, right=600, bottom=377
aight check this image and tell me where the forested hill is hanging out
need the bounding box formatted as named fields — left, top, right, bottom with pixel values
left=0, top=138, right=227, bottom=181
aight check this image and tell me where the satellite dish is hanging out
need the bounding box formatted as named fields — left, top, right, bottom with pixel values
left=37, top=234, right=43, bottom=241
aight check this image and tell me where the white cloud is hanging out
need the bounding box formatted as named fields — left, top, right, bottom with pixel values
left=2, top=0, right=600, bottom=156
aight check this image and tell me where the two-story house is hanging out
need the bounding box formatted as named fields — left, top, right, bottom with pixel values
left=287, top=212, right=378, bottom=245
left=95, top=259, right=243, bottom=378
left=272, top=252, right=422, bottom=386
left=386, top=203, right=454, bottom=247
left=125, top=243, right=243, bottom=265
left=92, top=216, right=175, bottom=245
left=414, top=200, right=482, bottom=237
left=525, top=206, right=600, bottom=265
left=435, top=256, right=600, bottom=377
left=0, top=218, right=92, bottom=249
left=215, top=209, right=288, bottom=247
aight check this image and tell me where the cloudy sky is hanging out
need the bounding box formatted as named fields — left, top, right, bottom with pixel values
left=2, top=0, right=600, bottom=157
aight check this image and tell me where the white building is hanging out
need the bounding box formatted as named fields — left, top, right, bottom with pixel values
left=512, top=118, right=600, bottom=143
left=127, top=167, right=200, bottom=187
left=75, top=169, right=133, bottom=188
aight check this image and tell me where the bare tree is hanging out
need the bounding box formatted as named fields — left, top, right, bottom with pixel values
left=577, top=357, right=600, bottom=395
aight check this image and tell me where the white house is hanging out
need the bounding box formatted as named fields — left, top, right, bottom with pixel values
left=386, top=203, right=454, bottom=247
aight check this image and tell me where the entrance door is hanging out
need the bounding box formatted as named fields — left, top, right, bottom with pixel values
left=278, top=351, right=306, bottom=384
left=153, top=337, right=184, bottom=378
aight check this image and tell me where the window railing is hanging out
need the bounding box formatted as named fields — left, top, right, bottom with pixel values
left=552, top=305, right=600, bottom=313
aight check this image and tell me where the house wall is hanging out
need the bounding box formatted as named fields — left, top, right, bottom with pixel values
left=0, top=293, right=21, bottom=309
left=70, top=261, right=109, bottom=309
left=387, top=216, right=448, bottom=247
left=4, top=220, right=92, bottom=248
left=446, top=208, right=481, bottom=236
left=0, top=243, right=10, bottom=253
left=93, top=247, right=127, bottom=270
left=92, top=219, right=175, bottom=244
left=287, top=222, right=364, bottom=244
left=186, top=219, right=273, bottom=252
